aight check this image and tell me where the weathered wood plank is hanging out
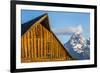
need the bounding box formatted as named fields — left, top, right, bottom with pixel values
left=21, top=15, right=72, bottom=63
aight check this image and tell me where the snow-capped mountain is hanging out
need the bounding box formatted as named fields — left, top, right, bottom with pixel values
left=64, top=32, right=90, bottom=60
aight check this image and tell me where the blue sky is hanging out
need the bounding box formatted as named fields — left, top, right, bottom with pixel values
left=21, top=10, right=90, bottom=44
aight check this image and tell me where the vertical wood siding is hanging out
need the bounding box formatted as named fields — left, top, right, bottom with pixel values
left=21, top=22, right=72, bottom=63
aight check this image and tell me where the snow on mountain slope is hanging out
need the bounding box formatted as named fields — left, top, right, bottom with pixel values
left=64, top=32, right=90, bottom=60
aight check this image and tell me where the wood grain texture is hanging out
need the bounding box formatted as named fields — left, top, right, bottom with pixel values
left=21, top=14, right=72, bottom=63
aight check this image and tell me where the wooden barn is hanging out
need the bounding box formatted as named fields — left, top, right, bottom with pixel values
left=21, top=13, right=73, bottom=63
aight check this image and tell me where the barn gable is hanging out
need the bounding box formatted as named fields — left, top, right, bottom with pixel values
left=21, top=13, right=73, bottom=63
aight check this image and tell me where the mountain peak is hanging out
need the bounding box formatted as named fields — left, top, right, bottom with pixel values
left=64, top=32, right=90, bottom=60
left=70, top=32, right=85, bottom=44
